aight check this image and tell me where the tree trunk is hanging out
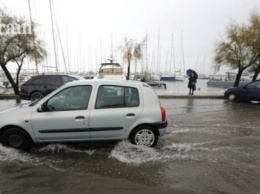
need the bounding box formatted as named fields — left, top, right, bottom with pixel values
left=234, top=70, right=243, bottom=87
left=15, top=56, right=25, bottom=89
left=127, top=61, right=131, bottom=80
left=0, top=64, right=20, bottom=95
left=252, top=71, right=259, bottom=81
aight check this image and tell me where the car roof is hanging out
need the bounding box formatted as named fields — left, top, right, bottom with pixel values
left=32, top=74, right=79, bottom=77
left=31, top=74, right=84, bottom=79
left=64, top=79, right=150, bottom=88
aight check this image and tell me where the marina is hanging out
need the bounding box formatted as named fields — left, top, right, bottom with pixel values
left=0, top=78, right=227, bottom=97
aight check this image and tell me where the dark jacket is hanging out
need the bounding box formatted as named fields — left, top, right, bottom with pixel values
left=188, top=76, right=197, bottom=88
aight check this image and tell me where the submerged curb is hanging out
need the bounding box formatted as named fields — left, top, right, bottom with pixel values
left=0, top=94, right=20, bottom=100
left=158, top=95, right=224, bottom=99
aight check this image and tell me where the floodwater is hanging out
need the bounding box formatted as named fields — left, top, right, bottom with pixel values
left=0, top=94, right=260, bottom=193
left=154, top=79, right=227, bottom=96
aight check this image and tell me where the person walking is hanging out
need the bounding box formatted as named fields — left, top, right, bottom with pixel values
left=188, top=72, right=197, bottom=95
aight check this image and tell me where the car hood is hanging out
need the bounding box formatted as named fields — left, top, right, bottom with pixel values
left=0, top=102, right=33, bottom=124
left=226, top=86, right=244, bottom=91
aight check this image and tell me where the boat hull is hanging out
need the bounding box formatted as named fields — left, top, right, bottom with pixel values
left=160, top=75, right=176, bottom=82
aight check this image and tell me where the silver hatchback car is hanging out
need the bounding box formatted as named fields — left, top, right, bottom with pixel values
left=0, top=79, right=167, bottom=150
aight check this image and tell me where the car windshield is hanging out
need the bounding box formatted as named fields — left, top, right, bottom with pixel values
left=246, top=81, right=260, bottom=89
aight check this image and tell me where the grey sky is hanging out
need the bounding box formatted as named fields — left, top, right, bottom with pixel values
left=1, top=0, right=260, bottom=75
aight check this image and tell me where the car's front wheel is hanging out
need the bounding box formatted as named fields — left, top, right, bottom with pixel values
left=130, top=125, right=158, bottom=147
left=1, top=128, right=33, bottom=150
left=30, top=91, right=43, bottom=101
left=228, top=92, right=237, bottom=102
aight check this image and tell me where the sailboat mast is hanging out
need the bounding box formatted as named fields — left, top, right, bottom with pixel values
left=66, top=28, right=70, bottom=73
left=49, top=0, right=58, bottom=72
left=170, top=33, right=175, bottom=73
left=27, top=0, right=38, bottom=74
left=181, top=32, right=185, bottom=73
left=145, top=33, right=148, bottom=72
left=110, top=34, right=113, bottom=60
left=156, top=30, right=160, bottom=73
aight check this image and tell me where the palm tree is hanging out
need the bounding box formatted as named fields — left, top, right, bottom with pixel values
left=119, top=37, right=145, bottom=80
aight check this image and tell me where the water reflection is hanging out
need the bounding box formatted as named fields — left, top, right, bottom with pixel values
left=186, top=98, right=194, bottom=112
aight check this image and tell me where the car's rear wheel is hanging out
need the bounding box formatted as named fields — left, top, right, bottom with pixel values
left=130, top=126, right=158, bottom=147
left=228, top=92, right=237, bottom=102
left=30, top=91, right=43, bottom=101
left=1, top=128, right=33, bottom=151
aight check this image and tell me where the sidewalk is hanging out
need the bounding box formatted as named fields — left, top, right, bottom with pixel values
left=0, top=87, right=225, bottom=100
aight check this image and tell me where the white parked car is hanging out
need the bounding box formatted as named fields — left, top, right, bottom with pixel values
left=0, top=79, right=167, bottom=150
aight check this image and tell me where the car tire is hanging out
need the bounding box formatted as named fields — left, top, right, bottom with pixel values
left=130, top=125, right=158, bottom=147
left=1, top=128, right=33, bottom=151
left=30, top=91, right=43, bottom=101
left=228, top=92, right=237, bottom=102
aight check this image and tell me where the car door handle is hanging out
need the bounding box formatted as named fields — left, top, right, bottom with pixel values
left=75, top=116, right=85, bottom=119
left=126, top=113, right=135, bottom=116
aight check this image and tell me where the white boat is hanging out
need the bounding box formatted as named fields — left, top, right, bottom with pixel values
left=94, top=60, right=126, bottom=80
left=172, top=70, right=185, bottom=81
left=147, top=81, right=167, bottom=88
left=160, top=74, right=176, bottom=81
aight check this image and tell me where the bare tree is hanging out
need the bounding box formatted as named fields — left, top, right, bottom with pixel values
left=248, top=12, right=260, bottom=81
left=0, top=9, right=46, bottom=95
left=214, top=12, right=260, bottom=86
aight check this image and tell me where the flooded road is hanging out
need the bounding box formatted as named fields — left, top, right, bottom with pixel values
left=0, top=99, right=260, bottom=194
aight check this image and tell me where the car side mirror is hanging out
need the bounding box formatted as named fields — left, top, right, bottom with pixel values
left=37, top=106, right=42, bottom=112
left=37, top=102, right=48, bottom=112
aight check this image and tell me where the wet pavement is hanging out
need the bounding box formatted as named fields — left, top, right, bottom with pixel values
left=0, top=99, right=260, bottom=194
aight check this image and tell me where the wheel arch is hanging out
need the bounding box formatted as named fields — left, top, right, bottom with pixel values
left=29, top=90, right=44, bottom=99
left=0, top=125, right=33, bottom=142
left=227, top=91, right=239, bottom=101
left=128, top=123, right=160, bottom=140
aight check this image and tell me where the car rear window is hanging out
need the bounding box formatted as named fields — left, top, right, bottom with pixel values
left=28, top=76, right=45, bottom=84
left=95, top=85, right=139, bottom=109
left=45, top=76, right=61, bottom=86
left=62, top=76, right=78, bottom=84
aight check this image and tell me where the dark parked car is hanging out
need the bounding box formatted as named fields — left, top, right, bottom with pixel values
left=19, top=74, right=84, bottom=101
left=224, top=79, right=260, bottom=102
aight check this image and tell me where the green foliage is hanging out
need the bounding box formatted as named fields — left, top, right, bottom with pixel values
left=214, top=12, right=260, bottom=86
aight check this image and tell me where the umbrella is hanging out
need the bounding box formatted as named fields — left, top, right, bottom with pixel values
left=186, top=69, right=198, bottom=79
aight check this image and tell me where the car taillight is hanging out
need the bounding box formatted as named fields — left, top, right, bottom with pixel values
left=160, top=106, right=166, bottom=121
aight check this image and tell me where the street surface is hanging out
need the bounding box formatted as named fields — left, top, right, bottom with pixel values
left=0, top=98, right=259, bottom=194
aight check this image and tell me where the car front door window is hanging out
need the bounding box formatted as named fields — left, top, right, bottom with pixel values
left=46, top=85, right=92, bottom=111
